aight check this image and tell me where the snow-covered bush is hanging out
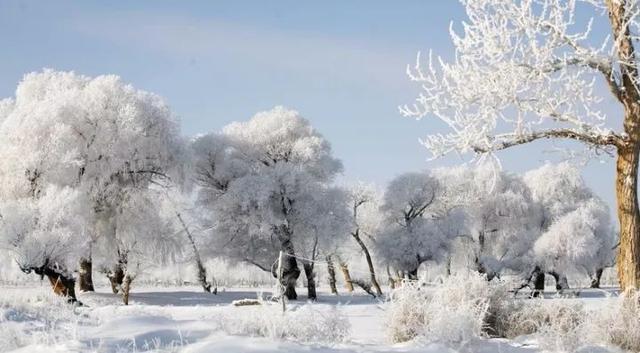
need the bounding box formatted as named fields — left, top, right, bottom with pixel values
left=585, top=292, right=640, bottom=352
left=220, top=304, right=351, bottom=344
left=0, top=289, right=90, bottom=351
left=386, top=273, right=510, bottom=344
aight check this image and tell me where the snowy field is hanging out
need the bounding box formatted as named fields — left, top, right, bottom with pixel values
left=0, top=282, right=629, bottom=353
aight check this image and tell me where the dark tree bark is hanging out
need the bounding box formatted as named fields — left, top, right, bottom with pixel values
left=274, top=228, right=300, bottom=300
left=26, top=264, right=79, bottom=304
left=407, top=267, right=419, bottom=280
left=303, top=262, right=317, bottom=301
left=590, top=268, right=604, bottom=288
left=108, top=262, right=125, bottom=294
left=78, top=257, right=95, bottom=292
left=326, top=255, right=338, bottom=295
left=531, top=266, right=545, bottom=298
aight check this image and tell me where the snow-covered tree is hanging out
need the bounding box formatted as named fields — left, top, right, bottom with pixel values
left=376, top=171, right=450, bottom=279
left=461, top=167, right=541, bottom=279
left=345, top=183, right=384, bottom=296
left=0, top=186, right=88, bottom=302
left=534, top=199, right=616, bottom=286
left=0, top=70, right=185, bottom=301
left=401, top=0, right=640, bottom=290
left=193, top=106, right=344, bottom=299
left=525, top=162, right=617, bottom=288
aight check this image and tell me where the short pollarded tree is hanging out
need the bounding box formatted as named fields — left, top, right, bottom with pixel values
left=291, top=186, right=352, bottom=300
left=461, top=167, right=542, bottom=279
left=0, top=186, right=88, bottom=302
left=525, top=162, right=617, bottom=287
left=376, top=172, right=450, bottom=279
left=401, top=0, right=640, bottom=290
left=0, top=70, right=184, bottom=294
left=534, top=198, right=616, bottom=289
left=193, top=106, right=343, bottom=299
left=92, top=188, right=185, bottom=304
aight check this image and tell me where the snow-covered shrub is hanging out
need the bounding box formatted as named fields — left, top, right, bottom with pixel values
left=386, top=273, right=510, bottom=344
left=585, top=292, right=640, bottom=352
left=0, top=290, right=90, bottom=351
left=220, top=303, right=350, bottom=344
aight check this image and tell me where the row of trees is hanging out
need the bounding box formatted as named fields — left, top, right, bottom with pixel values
left=0, top=70, right=617, bottom=304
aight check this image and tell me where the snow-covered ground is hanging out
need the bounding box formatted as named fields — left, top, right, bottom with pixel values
left=0, top=283, right=625, bottom=353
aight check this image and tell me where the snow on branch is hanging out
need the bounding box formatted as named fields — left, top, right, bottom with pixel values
left=400, top=0, right=631, bottom=158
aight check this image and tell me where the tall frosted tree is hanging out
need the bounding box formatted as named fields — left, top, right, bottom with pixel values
left=402, top=0, right=640, bottom=290
left=193, top=106, right=343, bottom=299
left=0, top=70, right=185, bottom=300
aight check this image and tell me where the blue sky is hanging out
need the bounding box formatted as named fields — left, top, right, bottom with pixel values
left=0, top=1, right=619, bottom=212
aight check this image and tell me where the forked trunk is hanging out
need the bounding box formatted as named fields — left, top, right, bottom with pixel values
left=616, top=143, right=640, bottom=291
left=78, top=257, right=94, bottom=292
left=340, top=262, right=354, bottom=292
left=303, top=262, right=317, bottom=301
left=326, top=255, right=338, bottom=295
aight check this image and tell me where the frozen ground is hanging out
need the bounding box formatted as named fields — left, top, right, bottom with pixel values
left=0, top=284, right=623, bottom=353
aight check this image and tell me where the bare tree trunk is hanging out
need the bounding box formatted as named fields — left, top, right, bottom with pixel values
left=531, top=267, right=545, bottom=298
left=41, top=268, right=79, bottom=304
left=275, top=230, right=300, bottom=300
left=590, top=268, right=604, bottom=288
left=616, top=143, right=640, bottom=291
left=176, top=212, right=212, bottom=293
left=108, top=262, right=125, bottom=294
left=303, top=262, right=317, bottom=301
left=340, top=262, right=354, bottom=292
left=407, top=267, right=418, bottom=280
left=351, top=230, right=383, bottom=296
left=607, top=0, right=640, bottom=292
left=122, top=274, right=133, bottom=305
left=78, top=256, right=94, bottom=292
left=326, top=255, right=338, bottom=295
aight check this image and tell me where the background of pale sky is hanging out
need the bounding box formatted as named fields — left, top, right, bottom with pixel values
left=0, top=1, right=620, bottom=215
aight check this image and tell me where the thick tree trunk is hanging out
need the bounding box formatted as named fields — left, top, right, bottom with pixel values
left=607, top=0, right=640, bottom=292
left=122, top=274, right=133, bottom=305
left=78, top=257, right=94, bottom=292
left=108, top=263, right=125, bottom=294
left=351, top=231, right=383, bottom=296
left=303, top=263, right=317, bottom=301
left=340, top=262, right=354, bottom=292
left=616, top=144, right=640, bottom=291
left=590, top=268, right=604, bottom=288
left=407, top=268, right=418, bottom=280
left=277, top=234, right=300, bottom=300
left=531, top=267, right=545, bottom=298
left=45, top=269, right=79, bottom=303
left=326, top=256, right=338, bottom=295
